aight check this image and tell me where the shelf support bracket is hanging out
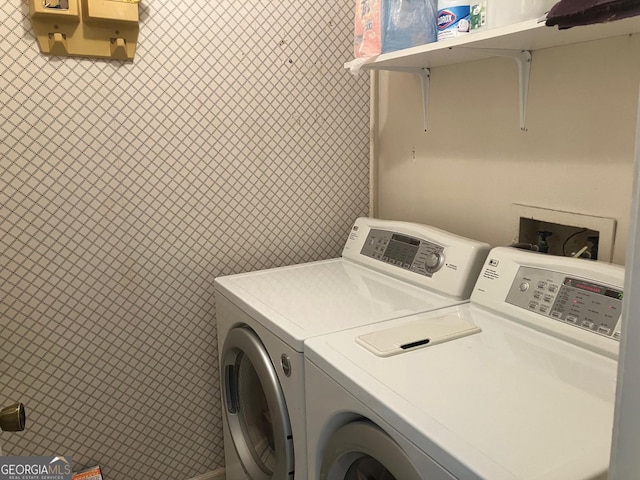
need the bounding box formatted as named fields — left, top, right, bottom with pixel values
left=461, top=48, right=532, bottom=131
left=376, top=67, right=430, bottom=132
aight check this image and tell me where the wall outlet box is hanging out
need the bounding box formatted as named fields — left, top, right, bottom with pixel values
left=512, top=204, right=616, bottom=262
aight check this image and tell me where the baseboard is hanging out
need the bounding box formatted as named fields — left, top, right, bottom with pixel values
left=188, top=468, right=225, bottom=480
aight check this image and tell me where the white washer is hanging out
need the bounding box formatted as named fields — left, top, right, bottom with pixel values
left=214, top=217, right=490, bottom=479
left=305, top=246, right=624, bottom=480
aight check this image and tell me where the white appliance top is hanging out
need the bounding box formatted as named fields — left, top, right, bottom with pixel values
left=214, top=217, right=490, bottom=351
left=305, top=247, right=624, bottom=479
left=216, top=258, right=461, bottom=352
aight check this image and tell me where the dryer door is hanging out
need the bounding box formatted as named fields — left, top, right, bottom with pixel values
left=321, top=421, right=422, bottom=480
left=222, top=327, right=294, bottom=480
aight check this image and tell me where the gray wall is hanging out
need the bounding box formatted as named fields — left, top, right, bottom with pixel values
left=0, top=0, right=369, bottom=478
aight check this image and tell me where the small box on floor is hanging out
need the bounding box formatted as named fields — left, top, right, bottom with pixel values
left=72, top=466, right=103, bottom=480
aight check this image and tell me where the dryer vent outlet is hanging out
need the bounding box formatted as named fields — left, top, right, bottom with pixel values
left=512, top=204, right=616, bottom=262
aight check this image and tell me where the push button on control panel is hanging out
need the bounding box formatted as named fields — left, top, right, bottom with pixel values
left=565, top=315, right=578, bottom=324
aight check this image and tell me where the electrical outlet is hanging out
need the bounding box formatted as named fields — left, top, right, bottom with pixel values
left=512, top=204, right=616, bottom=262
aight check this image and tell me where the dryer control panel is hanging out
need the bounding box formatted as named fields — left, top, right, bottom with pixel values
left=342, top=217, right=491, bottom=301
left=359, top=229, right=444, bottom=277
left=505, top=266, right=623, bottom=340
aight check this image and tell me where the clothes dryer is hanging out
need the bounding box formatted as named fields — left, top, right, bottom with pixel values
left=214, top=217, right=490, bottom=479
left=305, top=246, right=623, bottom=480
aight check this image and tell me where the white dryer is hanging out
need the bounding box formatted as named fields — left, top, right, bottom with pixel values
left=305, top=246, right=624, bottom=480
left=214, top=217, right=490, bottom=479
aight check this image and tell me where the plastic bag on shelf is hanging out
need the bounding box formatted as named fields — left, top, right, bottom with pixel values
left=383, top=0, right=437, bottom=53
left=354, top=0, right=437, bottom=58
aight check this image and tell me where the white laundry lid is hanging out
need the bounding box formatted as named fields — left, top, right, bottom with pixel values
left=356, top=315, right=481, bottom=357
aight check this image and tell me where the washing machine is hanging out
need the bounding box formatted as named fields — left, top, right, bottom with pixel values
left=305, top=246, right=624, bottom=480
left=214, top=217, right=491, bottom=479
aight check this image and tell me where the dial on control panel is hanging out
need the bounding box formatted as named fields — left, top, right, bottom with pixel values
left=425, top=252, right=444, bottom=272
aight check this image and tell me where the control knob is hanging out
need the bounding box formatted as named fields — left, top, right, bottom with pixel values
left=425, top=252, right=444, bottom=272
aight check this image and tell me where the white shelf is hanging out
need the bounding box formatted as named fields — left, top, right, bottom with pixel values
left=348, top=15, right=640, bottom=132
left=346, top=15, right=640, bottom=71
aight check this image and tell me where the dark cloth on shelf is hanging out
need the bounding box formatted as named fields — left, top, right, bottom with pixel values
left=546, top=0, right=640, bottom=29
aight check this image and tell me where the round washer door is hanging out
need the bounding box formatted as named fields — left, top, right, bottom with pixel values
left=221, top=327, right=294, bottom=480
left=321, top=421, right=422, bottom=480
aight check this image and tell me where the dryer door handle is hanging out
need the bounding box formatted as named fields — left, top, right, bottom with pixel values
left=224, top=365, right=239, bottom=414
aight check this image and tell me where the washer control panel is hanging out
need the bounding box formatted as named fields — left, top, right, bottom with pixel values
left=505, top=266, right=623, bottom=340
left=359, top=229, right=444, bottom=277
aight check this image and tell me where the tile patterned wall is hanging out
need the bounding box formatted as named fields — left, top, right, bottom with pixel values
left=0, top=0, right=369, bottom=478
